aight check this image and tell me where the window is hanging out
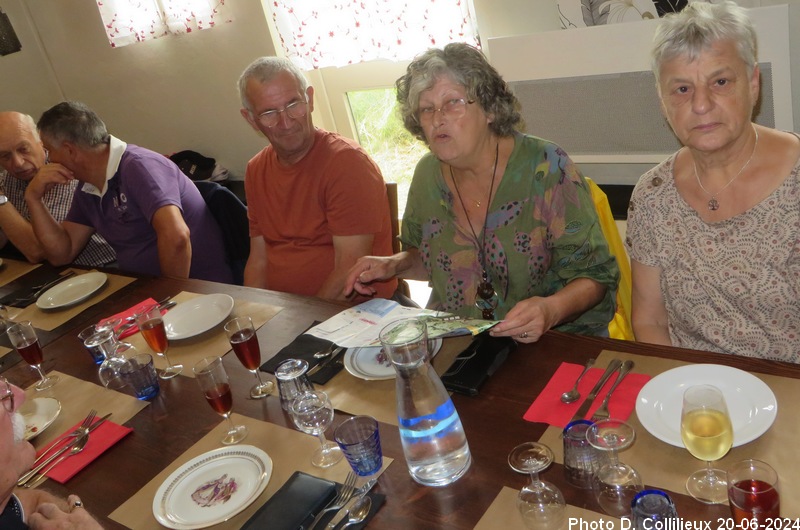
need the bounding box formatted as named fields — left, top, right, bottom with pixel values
left=347, top=88, right=428, bottom=218
left=96, top=0, right=232, bottom=47
left=267, top=0, right=479, bottom=69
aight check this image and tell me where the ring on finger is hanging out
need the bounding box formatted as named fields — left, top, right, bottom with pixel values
left=519, top=331, right=529, bottom=339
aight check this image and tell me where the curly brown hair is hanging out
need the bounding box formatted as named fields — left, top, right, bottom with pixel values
left=396, top=43, right=521, bottom=142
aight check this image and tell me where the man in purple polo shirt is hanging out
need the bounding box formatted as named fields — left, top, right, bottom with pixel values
left=25, top=102, right=232, bottom=283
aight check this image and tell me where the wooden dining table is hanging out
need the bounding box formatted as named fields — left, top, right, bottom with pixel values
left=4, top=267, right=799, bottom=529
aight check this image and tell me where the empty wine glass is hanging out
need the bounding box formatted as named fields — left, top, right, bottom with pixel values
left=136, top=303, right=182, bottom=379
left=6, top=321, right=58, bottom=391
left=586, top=419, right=643, bottom=516
left=290, top=390, right=343, bottom=468
left=224, top=316, right=273, bottom=399
left=508, top=442, right=566, bottom=530
left=681, top=384, right=733, bottom=504
left=193, top=356, right=248, bottom=445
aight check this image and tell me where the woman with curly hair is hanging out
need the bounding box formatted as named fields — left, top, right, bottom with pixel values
left=345, top=43, right=618, bottom=342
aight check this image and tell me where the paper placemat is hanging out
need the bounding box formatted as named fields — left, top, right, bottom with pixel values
left=110, top=414, right=393, bottom=529
left=0, top=259, right=41, bottom=288
left=320, top=335, right=473, bottom=426
left=537, top=350, right=800, bottom=518
left=25, top=371, right=148, bottom=450
left=0, top=345, right=11, bottom=359
left=475, top=486, right=619, bottom=529
left=8, top=269, right=136, bottom=331
left=121, top=291, right=282, bottom=378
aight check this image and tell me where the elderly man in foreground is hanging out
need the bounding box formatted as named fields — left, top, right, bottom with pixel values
left=0, top=112, right=115, bottom=267
left=25, top=102, right=233, bottom=283
left=1, top=378, right=103, bottom=529
left=238, top=56, right=397, bottom=301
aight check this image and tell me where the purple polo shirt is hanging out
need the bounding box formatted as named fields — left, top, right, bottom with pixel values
left=65, top=144, right=233, bottom=283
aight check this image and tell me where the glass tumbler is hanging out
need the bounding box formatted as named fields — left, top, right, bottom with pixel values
left=563, top=419, right=602, bottom=489
left=275, top=359, right=313, bottom=411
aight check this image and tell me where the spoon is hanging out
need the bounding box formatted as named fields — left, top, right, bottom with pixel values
left=314, top=343, right=338, bottom=359
left=341, top=496, right=372, bottom=528
left=560, top=358, right=595, bottom=404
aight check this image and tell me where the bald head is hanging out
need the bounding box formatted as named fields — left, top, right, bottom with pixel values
left=0, top=111, right=47, bottom=181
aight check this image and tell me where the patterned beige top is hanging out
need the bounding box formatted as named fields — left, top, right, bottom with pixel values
left=626, top=153, right=800, bottom=363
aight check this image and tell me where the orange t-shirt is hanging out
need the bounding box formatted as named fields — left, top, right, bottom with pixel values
left=245, top=129, right=397, bottom=299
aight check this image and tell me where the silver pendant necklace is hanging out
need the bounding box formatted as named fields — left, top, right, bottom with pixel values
left=693, top=125, right=759, bottom=211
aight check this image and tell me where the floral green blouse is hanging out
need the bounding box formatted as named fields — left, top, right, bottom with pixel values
left=401, top=133, right=619, bottom=336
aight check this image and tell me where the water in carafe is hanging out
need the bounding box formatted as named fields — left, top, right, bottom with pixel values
left=381, top=318, right=471, bottom=486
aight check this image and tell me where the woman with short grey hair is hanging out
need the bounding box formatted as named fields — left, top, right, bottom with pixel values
left=627, top=1, right=800, bottom=364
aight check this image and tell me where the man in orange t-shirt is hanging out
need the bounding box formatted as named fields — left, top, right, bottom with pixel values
left=237, top=57, right=396, bottom=301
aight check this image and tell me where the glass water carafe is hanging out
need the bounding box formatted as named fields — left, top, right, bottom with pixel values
left=380, top=318, right=471, bottom=486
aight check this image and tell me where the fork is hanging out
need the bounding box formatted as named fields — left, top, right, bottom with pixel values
left=24, top=433, right=90, bottom=489
left=12, top=271, right=76, bottom=305
left=591, top=360, right=634, bottom=421
left=33, top=409, right=97, bottom=465
left=307, top=471, right=357, bottom=530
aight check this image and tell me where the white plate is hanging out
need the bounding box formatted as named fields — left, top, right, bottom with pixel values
left=36, top=272, right=108, bottom=310
left=636, top=364, right=777, bottom=448
left=153, top=445, right=272, bottom=529
left=344, top=338, right=443, bottom=381
left=163, top=294, right=235, bottom=340
left=19, top=397, right=62, bottom=441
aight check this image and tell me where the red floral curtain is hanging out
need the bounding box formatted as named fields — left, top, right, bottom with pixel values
left=267, top=0, right=480, bottom=69
left=96, top=0, right=232, bottom=47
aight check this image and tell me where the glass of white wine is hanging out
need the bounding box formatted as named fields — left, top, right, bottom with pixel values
left=680, top=384, right=733, bottom=504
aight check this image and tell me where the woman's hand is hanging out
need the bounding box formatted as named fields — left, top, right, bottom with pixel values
left=27, top=495, right=104, bottom=530
left=343, top=255, right=400, bottom=297
left=489, top=296, right=556, bottom=343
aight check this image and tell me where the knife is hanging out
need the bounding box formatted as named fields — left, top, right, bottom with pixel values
left=570, top=359, right=623, bottom=422
left=18, top=413, right=112, bottom=486
left=325, top=478, right=377, bottom=529
left=307, top=346, right=345, bottom=376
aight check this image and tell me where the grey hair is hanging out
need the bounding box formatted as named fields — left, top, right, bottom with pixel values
left=17, top=113, right=40, bottom=141
left=651, top=1, right=757, bottom=82
left=396, top=42, right=521, bottom=142
left=237, top=56, right=309, bottom=112
left=37, top=102, right=110, bottom=149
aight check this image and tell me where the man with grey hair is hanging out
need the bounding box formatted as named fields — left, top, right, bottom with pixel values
left=25, top=102, right=233, bottom=283
left=237, top=56, right=396, bottom=301
left=0, top=111, right=115, bottom=267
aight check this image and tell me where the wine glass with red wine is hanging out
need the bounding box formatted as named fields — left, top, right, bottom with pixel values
left=224, top=316, right=274, bottom=399
left=6, top=321, right=58, bottom=390
left=193, top=356, right=248, bottom=445
left=136, top=303, right=182, bottom=379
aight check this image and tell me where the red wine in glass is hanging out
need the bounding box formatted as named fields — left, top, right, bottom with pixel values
left=7, top=320, right=58, bottom=391
left=204, top=383, right=233, bottom=415
left=729, top=479, right=780, bottom=523
left=224, top=316, right=274, bottom=399
left=230, top=329, right=260, bottom=370
left=17, top=339, right=43, bottom=365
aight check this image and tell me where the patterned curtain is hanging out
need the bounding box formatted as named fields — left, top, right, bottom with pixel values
left=267, top=0, right=480, bottom=69
left=96, top=0, right=232, bottom=47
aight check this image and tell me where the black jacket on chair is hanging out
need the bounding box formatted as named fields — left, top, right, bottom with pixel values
left=194, top=180, right=249, bottom=285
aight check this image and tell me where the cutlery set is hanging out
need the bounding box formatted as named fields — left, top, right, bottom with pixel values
left=306, top=473, right=377, bottom=530
left=307, top=346, right=346, bottom=377
left=3, top=270, right=77, bottom=307
left=566, top=358, right=635, bottom=422
left=17, top=409, right=111, bottom=488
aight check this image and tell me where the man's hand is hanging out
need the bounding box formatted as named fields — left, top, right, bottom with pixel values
left=26, top=495, right=104, bottom=530
left=24, top=164, right=74, bottom=202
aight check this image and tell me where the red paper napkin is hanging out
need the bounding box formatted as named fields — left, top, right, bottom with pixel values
left=98, top=298, right=158, bottom=340
left=523, top=362, right=651, bottom=428
left=36, top=418, right=133, bottom=484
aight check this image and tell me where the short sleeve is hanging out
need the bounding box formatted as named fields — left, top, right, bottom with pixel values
left=625, top=172, right=661, bottom=268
